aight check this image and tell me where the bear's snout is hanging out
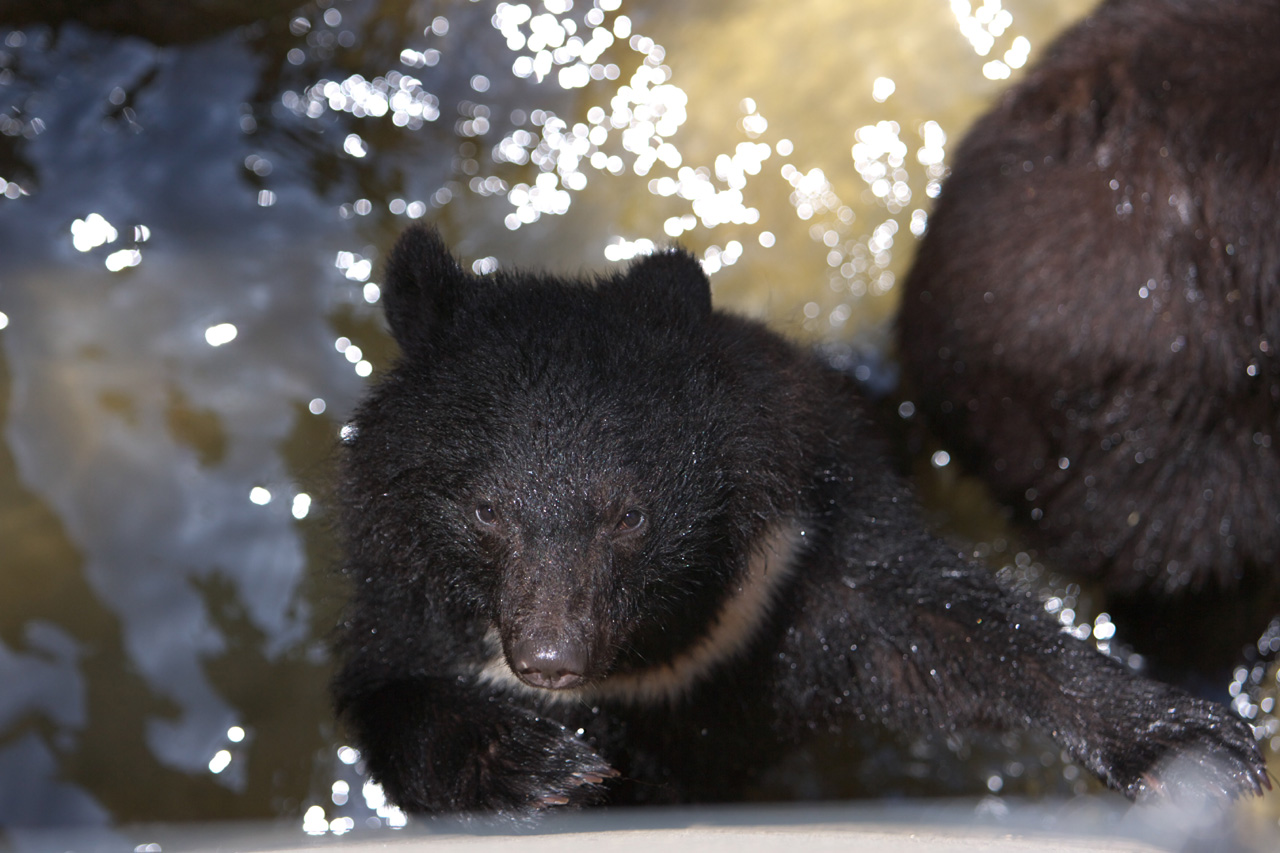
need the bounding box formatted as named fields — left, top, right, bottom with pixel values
left=509, top=635, right=589, bottom=690
left=494, top=531, right=618, bottom=691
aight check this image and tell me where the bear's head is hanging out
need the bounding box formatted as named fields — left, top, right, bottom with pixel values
left=341, top=226, right=806, bottom=701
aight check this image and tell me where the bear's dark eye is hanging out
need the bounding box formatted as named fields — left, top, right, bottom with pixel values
left=615, top=508, right=646, bottom=534
left=474, top=502, right=498, bottom=526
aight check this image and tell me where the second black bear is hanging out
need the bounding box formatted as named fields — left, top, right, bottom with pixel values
left=897, top=0, right=1280, bottom=674
left=331, top=225, right=1266, bottom=819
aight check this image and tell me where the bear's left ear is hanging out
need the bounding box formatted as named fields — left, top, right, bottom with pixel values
left=380, top=225, right=471, bottom=354
left=622, top=248, right=713, bottom=321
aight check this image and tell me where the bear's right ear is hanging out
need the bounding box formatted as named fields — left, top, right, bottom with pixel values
left=381, top=225, right=471, bottom=353
left=622, top=247, right=713, bottom=321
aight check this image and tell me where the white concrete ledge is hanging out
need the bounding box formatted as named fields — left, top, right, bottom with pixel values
left=11, top=799, right=1269, bottom=853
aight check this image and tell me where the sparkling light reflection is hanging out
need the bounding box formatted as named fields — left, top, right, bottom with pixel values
left=343, top=133, right=368, bottom=157
left=105, top=248, right=142, bottom=272
left=70, top=213, right=118, bottom=252
left=362, top=778, right=408, bottom=828
left=485, top=2, right=961, bottom=320
left=283, top=0, right=1046, bottom=345
left=70, top=213, right=151, bottom=270
left=204, top=323, right=238, bottom=347
left=283, top=0, right=971, bottom=308
left=0, top=176, right=29, bottom=199
left=950, top=0, right=1014, bottom=57
left=308, top=746, right=408, bottom=834
left=208, top=749, right=232, bottom=774
left=302, top=805, right=329, bottom=835
left=603, top=237, right=655, bottom=262
left=949, top=0, right=1034, bottom=79
left=336, top=252, right=372, bottom=281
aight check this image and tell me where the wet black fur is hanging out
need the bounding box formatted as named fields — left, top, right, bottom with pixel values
left=897, top=0, right=1280, bottom=674
left=333, top=225, right=1267, bottom=820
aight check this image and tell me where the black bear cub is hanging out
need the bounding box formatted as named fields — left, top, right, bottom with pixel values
left=897, top=0, right=1280, bottom=674
left=333, top=225, right=1267, bottom=819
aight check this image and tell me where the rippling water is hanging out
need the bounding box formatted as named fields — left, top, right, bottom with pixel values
left=1, top=0, right=1274, bottom=840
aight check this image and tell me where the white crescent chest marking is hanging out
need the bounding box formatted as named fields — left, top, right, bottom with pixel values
left=477, top=518, right=808, bottom=706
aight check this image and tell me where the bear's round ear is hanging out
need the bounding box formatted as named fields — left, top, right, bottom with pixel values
left=381, top=225, right=471, bottom=353
left=622, top=247, right=713, bottom=320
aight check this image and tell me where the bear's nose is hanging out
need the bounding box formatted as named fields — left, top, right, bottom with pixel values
left=510, top=638, right=588, bottom=690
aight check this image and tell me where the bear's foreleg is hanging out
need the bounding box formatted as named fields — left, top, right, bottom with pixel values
left=783, top=542, right=1269, bottom=801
